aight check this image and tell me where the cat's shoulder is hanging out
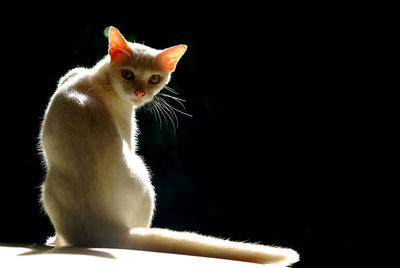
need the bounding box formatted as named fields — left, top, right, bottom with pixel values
left=58, top=67, right=89, bottom=88
left=54, top=67, right=97, bottom=106
left=44, top=68, right=98, bottom=117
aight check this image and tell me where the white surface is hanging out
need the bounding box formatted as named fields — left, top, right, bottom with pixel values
left=0, top=244, right=273, bottom=268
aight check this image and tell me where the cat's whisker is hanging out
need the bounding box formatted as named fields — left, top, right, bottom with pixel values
left=159, top=93, right=191, bottom=116
left=150, top=91, right=192, bottom=134
left=151, top=105, right=159, bottom=124
left=152, top=100, right=166, bottom=129
left=159, top=93, right=188, bottom=112
left=158, top=95, right=193, bottom=118
left=157, top=97, right=179, bottom=130
left=158, top=97, right=179, bottom=128
left=154, top=97, right=177, bottom=134
left=154, top=105, right=163, bottom=130
left=163, top=85, right=179, bottom=95
left=147, top=102, right=161, bottom=129
left=159, top=93, right=186, bottom=103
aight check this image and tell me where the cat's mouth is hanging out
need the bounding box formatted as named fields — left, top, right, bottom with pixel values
left=130, top=98, right=142, bottom=106
left=130, top=96, right=148, bottom=107
left=126, top=88, right=148, bottom=107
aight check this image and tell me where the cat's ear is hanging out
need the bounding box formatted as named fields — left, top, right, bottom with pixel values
left=108, top=26, right=133, bottom=62
left=156, top=45, right=187, bottom=72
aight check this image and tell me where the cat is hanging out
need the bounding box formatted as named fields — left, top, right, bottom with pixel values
left=39, top=26, right=299, bottom=266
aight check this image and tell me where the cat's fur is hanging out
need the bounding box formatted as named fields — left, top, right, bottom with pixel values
left=39, top=27, right=299, bottom=266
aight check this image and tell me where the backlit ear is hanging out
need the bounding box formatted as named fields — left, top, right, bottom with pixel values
left=108, top=26, right=133, bottom=62
left=156, top=45, right=187, bottom=72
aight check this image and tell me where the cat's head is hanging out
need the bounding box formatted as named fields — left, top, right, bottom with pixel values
left=107, top=27, right=186, bottom=107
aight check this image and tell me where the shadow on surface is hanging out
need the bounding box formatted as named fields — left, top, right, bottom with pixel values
left=5, top=243, right=116, bottom=259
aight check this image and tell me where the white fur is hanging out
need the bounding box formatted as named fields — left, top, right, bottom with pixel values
left=40, top=52, right=158, bottom=246
left=39, top=29, right=299, bottom=266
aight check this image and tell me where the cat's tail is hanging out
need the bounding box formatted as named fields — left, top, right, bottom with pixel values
left=127, top=228, right=299, bottom=266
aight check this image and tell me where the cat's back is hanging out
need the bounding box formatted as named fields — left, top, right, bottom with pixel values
left=55, top=67, right=97, bottom=106
left=41, top=67, right=117, bottom=165
left=44, top=67, right=109, bottom=123
left=58, top=67, right=87, bottom=88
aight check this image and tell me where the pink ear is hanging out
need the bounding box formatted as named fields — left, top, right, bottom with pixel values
left=108, top=26, right=133, bottom=62
left=156, top=45, right=187, bottom=72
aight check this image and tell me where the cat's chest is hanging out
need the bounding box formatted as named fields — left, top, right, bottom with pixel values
left=107, top=103, right=137, bottom=149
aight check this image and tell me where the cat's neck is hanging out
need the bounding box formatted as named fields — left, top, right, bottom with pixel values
left=93, top=57, right=137, bottom=149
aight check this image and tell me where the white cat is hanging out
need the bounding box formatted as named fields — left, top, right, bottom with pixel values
left=39, top=26, right=299, bottom=266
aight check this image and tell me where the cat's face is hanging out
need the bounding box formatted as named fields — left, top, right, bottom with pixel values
left=107, top=27, right=186, bottom=107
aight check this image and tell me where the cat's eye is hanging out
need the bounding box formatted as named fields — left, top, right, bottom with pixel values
left=149, top=74, right=161, bottom=84
left=121, top=69, right=134, bottom=80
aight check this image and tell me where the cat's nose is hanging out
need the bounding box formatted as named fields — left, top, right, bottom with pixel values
left=134, top=89, right=146, bottom=98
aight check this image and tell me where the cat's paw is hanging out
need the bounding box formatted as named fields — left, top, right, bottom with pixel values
left=45, top=235, right=56, bottom=246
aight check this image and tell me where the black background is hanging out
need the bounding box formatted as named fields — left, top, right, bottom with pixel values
left=0, top=11, right=369, bottom=268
